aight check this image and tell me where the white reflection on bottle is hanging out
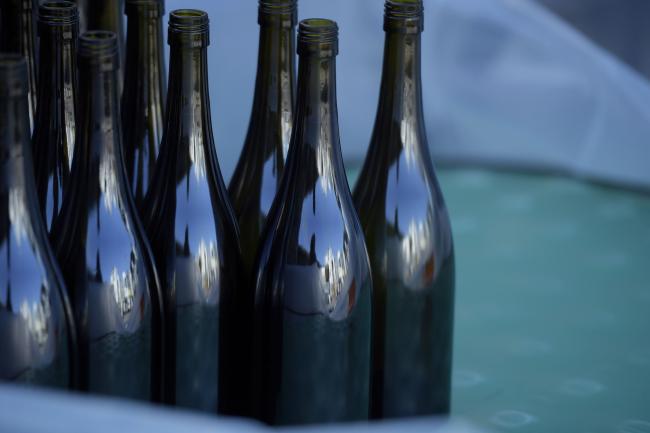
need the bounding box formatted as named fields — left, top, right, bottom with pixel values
left=110, top=251, right=137, bottom=317
left=195, top=239, right=219, bottom=300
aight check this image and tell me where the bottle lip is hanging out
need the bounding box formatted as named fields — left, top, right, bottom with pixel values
left=0, top=54, right=27, bottom=98
left=258, top=0, right=297, bottom=27
left=38, top=1, right=78, bottom=29
left=169, top=9, right=209, bottom=34
left=125, top=0, right=164, bottom=18
left=79, top=31, right=119, bottom=69
left=298, top=18, right=338, bottom=57
left=384, top=0, right=424, bottom=33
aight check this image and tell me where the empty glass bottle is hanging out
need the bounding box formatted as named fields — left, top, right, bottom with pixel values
left=225, top=0, right=297, bottom=417
left=0, top=0, right=38, bottom=131
left=50, top=31, right=160, bottom=401
left=32, top=1, right=79, bottom=233
left=142, top=9, right=241, bottom=412
left=252, top=19, right=372, bottom=425
left=0, top=54, right=75, bottom=389
left=353, top=0, right=455, bottom=418
left=121, top=0, right=166, bottom=209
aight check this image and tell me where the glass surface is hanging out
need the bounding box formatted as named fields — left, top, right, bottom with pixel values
left=121, top=0, right=166, bottom=209
left=0, top=57, right=73, bottom=389
left=142, top=10, right=241, bottom=413
left=50, top=33, right=158, bottom=401
left=252, top=20, right=372, bottom=426
left=0, top=0, right=39, bottom=131
left=353, top=3, right=455, bottom=418
left=32, top=1, right=79, bottom=234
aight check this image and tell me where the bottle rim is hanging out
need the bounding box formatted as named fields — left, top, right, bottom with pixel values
left=79, top=30, right=119, bottom=66
left=169, top=9, right=209, bottom=34
left=0, top=54, right=27, bottom=97
left=384, top=0, right=424, bottom=33
left=125, top=0, right=164, bottom=18
left=298, top=18, right=338, bottom=56
left=258, top=0, right=297, bottom=27
left=38, top=1, right=78, bottom=28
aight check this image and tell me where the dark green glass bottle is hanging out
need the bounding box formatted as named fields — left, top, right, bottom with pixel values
left=121, top=0, right=166, bottom=209
left=252, top=19, right=372, bottom=426
left=50, top=31, right=160, bottom=401
left=0, top=0, right=38, bottom=131
left=32, top=1, right=79, bottom=234
left=353, top=0, right=455, bottom=418
left=224, top=0, right=296, bottom=417
left=0, top=54, right=75, bottom=389
left=142, top=9, right=242, bottom=412
left=229, top=0, right=296, bottom=275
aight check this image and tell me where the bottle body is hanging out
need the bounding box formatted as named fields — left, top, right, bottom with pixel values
left=0, top=0, right=39, bottom=131
left=353, top=1, right=455, bottom=418
left=253, top=19, right=372, bottom=425
left=51, top=32, right=156, bottom=400
left=0, top=55, right=73, bottom=389
left=32, top=1, right=79, bottom=233
left=143, top=10, right=241, bottom=412
left=121, top=0, right=166, bottom=208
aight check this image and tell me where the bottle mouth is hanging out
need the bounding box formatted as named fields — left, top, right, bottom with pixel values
left=79, top=31, right=119, bottom=68
left=298, top=18, right=338, bottom=57
left=38, top=1, right=78, bottom=28
left=125, top=0, right=164, bottom=18
left=0, top=54, right=27, bottom=97
left=384, top=0, right=424, bottom=33
left=258, top=0, right=297, bottom=27
left=169, top=9, right=209, bottom=34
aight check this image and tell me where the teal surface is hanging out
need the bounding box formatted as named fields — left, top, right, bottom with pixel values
left=349, top=166, right=650, bottom=432
left=440, top=169, right=650, bottom=432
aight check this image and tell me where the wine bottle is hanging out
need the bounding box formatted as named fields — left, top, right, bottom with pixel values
left=32, top=1, right=79, bottom=234
left=142, top=9, right=241, bottom=412
left=353, top=0, right=455, bottom=418
left=0, top=54, right=75, bottom=389
left=0, top=0, right=38, bottom=131
left=229, top=0, right=296, bottom=275
left=50, top=31, right=160, bottom=401
left=224, top=0, right=297, bottom=417
left=252, top=19, right=372, bottom=425
left=121, top=0, right=166, bottom=209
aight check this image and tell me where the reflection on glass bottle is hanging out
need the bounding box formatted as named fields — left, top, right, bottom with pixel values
left=50, top=32, right=160, bottom=401
left=226, top=0, right=296, bottom=417
left=252, top=19, right=372, bottom=426
left=142, top=10, right=241, bottom=413
left=353, top=0, right=455, bottom=418
left=121, top=0, right=166, bottom=210
left=32, top=1, right=79, bottom=234
left=0, top=54, right=75, bottom=389
left=0, top=0, right=38, bottom=131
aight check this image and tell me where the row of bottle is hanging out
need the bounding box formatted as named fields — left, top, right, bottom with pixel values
left=0, top=0, right=455, bottom=425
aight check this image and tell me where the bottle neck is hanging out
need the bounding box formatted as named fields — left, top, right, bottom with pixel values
left=375, top=30, right=425, bottom=145
left=77, top=61, right=121, bottom=159
left=36, top=24, right=77, bottom=116
left=251, top=20, right=295, bottom=141
left=290, top=53, right=344, bottom=183
left=166, top=41, right=211, bottom=137
left=0, top=93, right=31, bottom=193
left=124, top=9, right=165, bottom=94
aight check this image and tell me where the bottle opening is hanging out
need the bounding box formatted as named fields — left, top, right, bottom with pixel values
left=0, top=54, right=27, bottom=97
left=125, top=0, right=164, bottom=18
left=298, top=18, right=338, bottom=56
left=258, top=0, right=297, bottom=27
left=38, top=1, right=78, bottom=27
left=169, top=9, right=209, bottom=34
left=384, top=0, right=424, bottom=33
left=79, top=30, right=119, bottom=66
